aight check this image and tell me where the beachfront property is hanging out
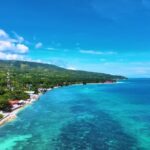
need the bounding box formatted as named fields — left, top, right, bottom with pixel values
left=0, top=90, right=41, bottom=126
left=9, top=100, right=25, bottom=111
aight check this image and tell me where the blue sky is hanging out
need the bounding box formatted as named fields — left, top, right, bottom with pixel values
left=0, top=0, right=150, bottom=77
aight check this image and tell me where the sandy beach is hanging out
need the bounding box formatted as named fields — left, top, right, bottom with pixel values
left=0, top=94, right=41, bottom=126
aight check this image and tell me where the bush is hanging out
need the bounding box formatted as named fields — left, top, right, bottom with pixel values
left=0, top=99, right=12, bottom=112
left=0, top=114, right=3, bottom=119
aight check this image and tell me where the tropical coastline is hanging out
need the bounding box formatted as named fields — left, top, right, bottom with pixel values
left=0, top=60, right=125, bottom=127
left=0, top=80, right=120, bottom=127
left=0, top=1, right=150, bottom=149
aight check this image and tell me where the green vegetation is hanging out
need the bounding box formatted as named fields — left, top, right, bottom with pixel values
left=0, top=60, right=126, bottom=112
left=0, top=114, right=3, bottom=119
left=0, top=98, right=11, bottom=112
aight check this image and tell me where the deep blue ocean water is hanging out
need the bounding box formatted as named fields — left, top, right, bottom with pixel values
left=0, top=79, right=150, bottom=150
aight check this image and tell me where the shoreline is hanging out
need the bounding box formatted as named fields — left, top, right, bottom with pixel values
left=0, top=93, right=42, bottom=127
left=0, top=81, right=122, bottom=127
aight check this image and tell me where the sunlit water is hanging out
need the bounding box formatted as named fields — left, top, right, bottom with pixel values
left=0, top=79, right=150, bottom=150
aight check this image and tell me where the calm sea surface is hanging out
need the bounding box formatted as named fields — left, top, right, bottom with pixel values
left=0, top=79, right=150, bottom=150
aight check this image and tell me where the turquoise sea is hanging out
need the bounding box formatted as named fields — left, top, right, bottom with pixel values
left=0, top=79, right=150, bottom=150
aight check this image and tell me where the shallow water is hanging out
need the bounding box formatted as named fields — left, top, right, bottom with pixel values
left=0, top=79, right=150, bottom=150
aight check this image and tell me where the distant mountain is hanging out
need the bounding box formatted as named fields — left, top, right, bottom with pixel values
left=0, top=60, right=125, bottom=83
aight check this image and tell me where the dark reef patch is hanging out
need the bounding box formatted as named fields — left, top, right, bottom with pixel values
left=54, top=111, right=138, bottom=150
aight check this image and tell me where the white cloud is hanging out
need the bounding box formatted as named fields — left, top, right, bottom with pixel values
left=16, top=44, right=29, bottom=53
left=80, top=50, right=103, bottom=55
left=35, top=42, right=43, bottom=49
left=0, top=28, right=29, bottom=60
left=0, top=52, right=24, bottom=60
left=0, top=41, right=28, bottom=53
left=67, top=66, right=77, bottom=70
left=0, top=29, right=9, bottom=39
left=0, top=41, right=12, bottom=51
left=80, top=49, right=117, bottom=55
